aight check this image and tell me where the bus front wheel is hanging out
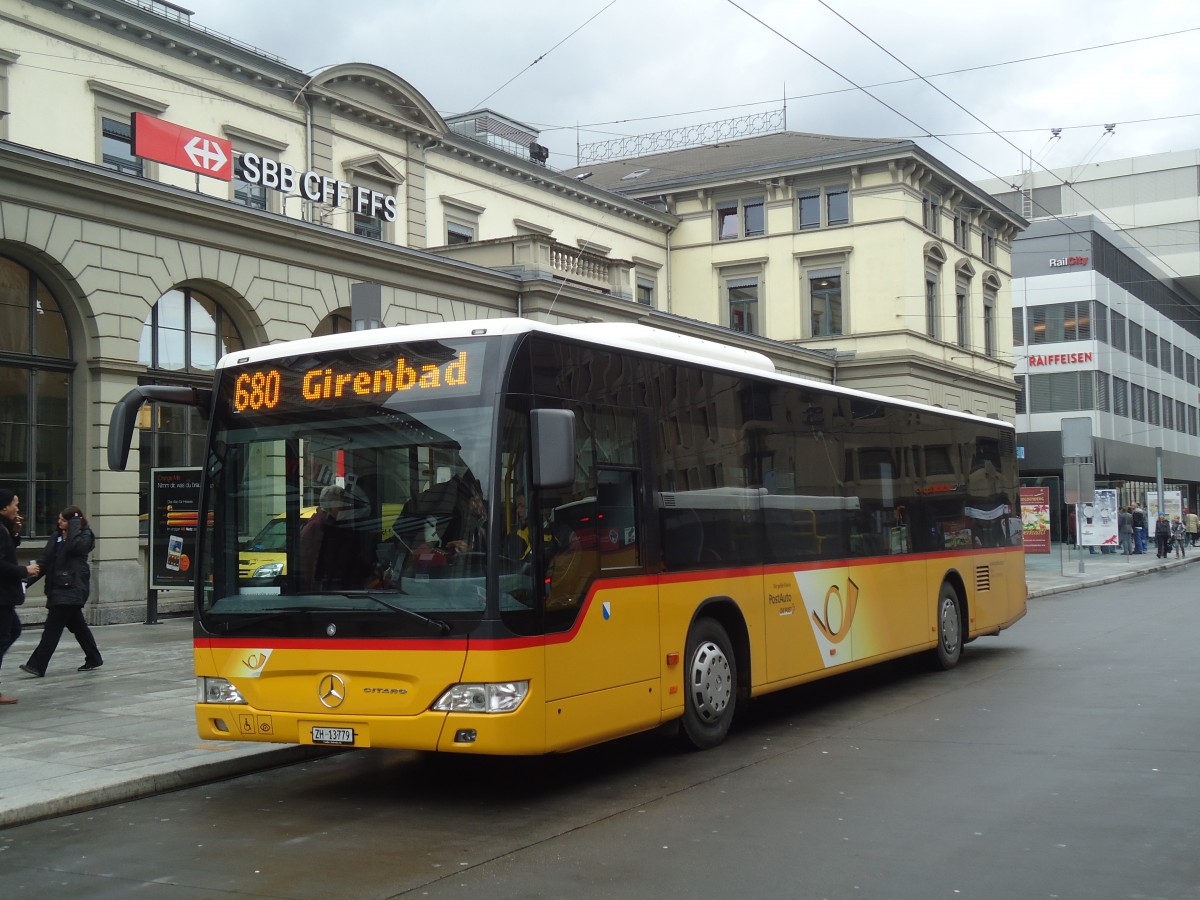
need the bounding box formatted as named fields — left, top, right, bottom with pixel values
left=934, top=582, right=963, bottom=670
left=679, top=618, right=737, bottom=750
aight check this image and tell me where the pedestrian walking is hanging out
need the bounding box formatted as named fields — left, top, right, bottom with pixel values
left=0, top=488, right=41, bottom=704
left=19, top=506, right=102, bottom=677
left=1171, top=515, right=1187, bottom=559
left=1186, top=509, right=1199, bottom=548
left=1154, top=513, right=1172, bottom=559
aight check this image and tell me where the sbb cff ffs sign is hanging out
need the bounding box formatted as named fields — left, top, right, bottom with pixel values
left=132, top=113, right=232, bottom=181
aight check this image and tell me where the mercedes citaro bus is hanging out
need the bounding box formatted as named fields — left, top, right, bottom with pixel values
left=108, top=318, right=1026, bottom=754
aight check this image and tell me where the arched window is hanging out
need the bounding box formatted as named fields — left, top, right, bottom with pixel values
left=314, top=308, right=352, bottom=336
left=136, top=287, right=244, bottom=529
left=0, top=255, right=73, bottom=536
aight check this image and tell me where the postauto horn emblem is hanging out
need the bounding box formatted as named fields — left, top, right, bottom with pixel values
left=318, top=673, right=346, bottom=709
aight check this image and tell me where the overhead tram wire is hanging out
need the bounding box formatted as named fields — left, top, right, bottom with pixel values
left=468, top=0, right=619, bottom=112
left=533, top=24, right=1200, bottom=138
left=810, top=0, right=1191, bottom=285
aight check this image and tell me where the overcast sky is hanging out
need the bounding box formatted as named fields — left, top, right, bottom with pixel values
left=187, top=0, right=1200, bottom=184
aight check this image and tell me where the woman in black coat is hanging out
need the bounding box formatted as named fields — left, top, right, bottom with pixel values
left=0, top=488, right=40, bottom=703
left=19, top=506, right=103, bottom=676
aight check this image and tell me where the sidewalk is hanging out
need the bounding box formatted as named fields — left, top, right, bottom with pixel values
left=1, top=543, right=1196, bottom=829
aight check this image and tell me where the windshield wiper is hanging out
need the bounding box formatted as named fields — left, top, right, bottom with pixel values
left=343, top=592, right=452, bottom=636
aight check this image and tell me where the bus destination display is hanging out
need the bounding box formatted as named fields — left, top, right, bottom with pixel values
left=226, top=343, right=482, bottom=417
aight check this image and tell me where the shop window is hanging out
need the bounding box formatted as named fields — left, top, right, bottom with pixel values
left=0, top=256, right=73, bottom=536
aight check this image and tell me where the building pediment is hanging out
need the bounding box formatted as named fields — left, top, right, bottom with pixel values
left=343, top=153, right=405, bottom=184
left=309, top=64, right=447, bottom=137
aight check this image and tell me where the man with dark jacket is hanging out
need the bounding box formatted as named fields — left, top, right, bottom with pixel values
left=20, top=505, right=102, bottom=676
left=0, top=488, right=42, bottom=704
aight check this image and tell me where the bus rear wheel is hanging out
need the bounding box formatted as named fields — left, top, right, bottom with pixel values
left=934, top=582, right=963, bottom=670
left=679, top=618, right=737, bottom=750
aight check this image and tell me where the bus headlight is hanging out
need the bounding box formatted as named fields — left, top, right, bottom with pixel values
left=253, top=562, right=284, bottom=579
left=198, top=677, right=247, bottom=705
left=432, top=681, right=529, bottom=713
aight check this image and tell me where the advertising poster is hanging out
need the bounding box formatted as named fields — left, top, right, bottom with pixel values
left=1077, top=488, right=1119, bottom=547
left=1146, top=490, right=1182, bottom=522
left=149, top=467, right=203, bottom=590
left=1020, top=486, right=1052, bottom=554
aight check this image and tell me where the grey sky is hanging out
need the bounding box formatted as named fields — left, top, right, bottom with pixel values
left=187, top=0, right=1200, bottom=183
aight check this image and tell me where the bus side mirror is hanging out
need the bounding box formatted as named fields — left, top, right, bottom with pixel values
left=531, top=409, right=575, bottom=489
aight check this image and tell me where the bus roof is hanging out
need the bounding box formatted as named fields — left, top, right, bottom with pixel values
left=216, top=318, right=1013, bottom=432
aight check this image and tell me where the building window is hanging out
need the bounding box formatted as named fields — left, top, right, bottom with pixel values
left=1180, top=401, right=1190, bottom=434
left=725, top=276, right=759, bottom=334
left=809, top=269, right=842, bottom=336
left=1161, top=339, right=1173, bottom=376
left=1145, top=331, right=1159, bottom=368
left=952, top=208, right=970, bottom=250
left=1093, top=301, right=1107, bottom=343
left=1131, top=385, right=1145, bottom=422
left=983, top=290, right=996, bottom=358
left=1029, top=372, right=1095, bottom=413
left=955, top=287, right=968, bottom=348
left=636, top=277, right=655, bottom=307
left=1189, top=406, right=1198, bottom=436
left=1015, top=375, right=1026, bottom=414
left=353, top=194, right=384, bottom=241
left=0, top=256, right=73, bottom=536
left=1174, top=345, right=1185, bottom=376
left=137, top=288, right=245, bottom=529
left=981, top=227, right=997, bottom=264
left=1188, top=354, right=1197, bottom=386
left=101, top=116, right=142, bottom=176
left=717, top=197, right=764, bottom=240
left=1148, top=390, right=1161, bottom=426
left=798, top=190, right=820, bottom=230
left=925, top=276, right=939, bottom=339
left=1113, top=377, right=1129, bottom=417
left=1128, top=322, right=1143, bottom=361
left=446, top=221, right=474, bottom=245
left=1012, top=307, right=1025, bottom=347
left=922, top=190, right=941, bottom=234
left=797, top=185, right=848, bottom=230
left=826, top=184, right=849, bottom=226
left=1110, top=311, right=1126, bottom=352
left=232, top=154, right=268, bottom=210
left=1029, top=301, right=1091, bottom=344
left=1163, top=396, right=1173, bottom=430
left=1095, top=372, right=1110, bottom=413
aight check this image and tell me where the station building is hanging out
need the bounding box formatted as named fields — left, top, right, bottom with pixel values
left=2, top=0, right=1021, bottom=621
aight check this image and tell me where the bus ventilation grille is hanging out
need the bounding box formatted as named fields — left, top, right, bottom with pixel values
left=975, top=566, right=991, bottom=593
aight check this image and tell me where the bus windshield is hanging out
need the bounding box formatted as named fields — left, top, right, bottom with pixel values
left=198, top=337, right=512, bottom=636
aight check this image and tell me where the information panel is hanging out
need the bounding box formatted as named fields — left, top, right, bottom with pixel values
left=149, top=467, right=203, bottom=590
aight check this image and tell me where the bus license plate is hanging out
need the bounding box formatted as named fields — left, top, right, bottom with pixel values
left=312, top=727, right=355, bottom=745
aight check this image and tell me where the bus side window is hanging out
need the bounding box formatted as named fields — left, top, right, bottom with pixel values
left=597, top=468, right=639, bottom=570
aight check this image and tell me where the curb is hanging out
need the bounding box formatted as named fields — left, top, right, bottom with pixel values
left=0, top=745, right=340, bottom=830
left=1028, top=553, right=1198, bottom=600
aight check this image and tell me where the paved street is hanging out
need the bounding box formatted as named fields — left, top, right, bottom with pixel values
left=0, top=542, right=1193, bottom=832
left=0, top=558, right=1196, bottom=897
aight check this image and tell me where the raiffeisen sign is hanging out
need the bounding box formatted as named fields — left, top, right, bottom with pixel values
left=237, top=152, right=398, bottom=223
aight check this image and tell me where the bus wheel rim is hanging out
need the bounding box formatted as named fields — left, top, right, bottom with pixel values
left=690, top=640, right=732, bottom=722
left=940, top=596, right=960, bottom=654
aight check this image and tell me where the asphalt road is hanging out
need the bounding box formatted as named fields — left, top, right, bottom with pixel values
left=1, top=567, right=1197, bottom=899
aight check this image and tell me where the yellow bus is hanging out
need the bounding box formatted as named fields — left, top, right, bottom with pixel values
left=108, top=318, right=1026, bottom=754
